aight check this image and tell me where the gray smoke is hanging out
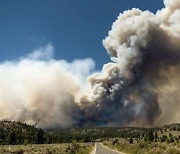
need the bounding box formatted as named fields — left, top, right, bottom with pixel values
left=79, top=0, right=180, bottom=127
left=0, top=0, right=179, bottom=128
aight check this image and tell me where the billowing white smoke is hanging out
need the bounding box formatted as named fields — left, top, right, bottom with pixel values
left=0, top=0, right=180, bottom=128
left=0, top=44, right=95, bottom=128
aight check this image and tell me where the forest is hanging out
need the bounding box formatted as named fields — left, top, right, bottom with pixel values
left=0, top=120, right=179, bottom=145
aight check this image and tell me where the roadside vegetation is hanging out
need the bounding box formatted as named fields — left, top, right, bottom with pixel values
left=104, top=138, right=180, bottom=154
left=103, top=126, right=180, bottom=154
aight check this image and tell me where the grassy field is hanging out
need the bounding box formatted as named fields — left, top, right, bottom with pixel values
left=0, top=143, right=94, bottom=154
left=103, top=138, right=180, bottom=154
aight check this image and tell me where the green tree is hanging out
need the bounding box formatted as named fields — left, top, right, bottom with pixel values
left=147, top=130, right=154, bottom=142
left=173, top=127, right=176, bottom=131
left=161, top=135, right=167, bottom=142
left=160, top=129, right=163, bottom=134
left=37, top=129, right=45, bottom=144
left=9, top=131, right=17, bottom=145
left=155, top=132, right=158, bottom=139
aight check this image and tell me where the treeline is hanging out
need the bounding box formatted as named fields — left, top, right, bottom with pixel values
left=46, top=127, right=146, bottom=143
left=127, top=129, right=180, bottom=145
left=0, top=121, right=45, bottom=145
left=47, top=125, right=180, bottom=143
left=0, top=121, right=179, bottom=145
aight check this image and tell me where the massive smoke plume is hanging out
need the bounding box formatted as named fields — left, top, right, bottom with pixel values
left=0, top=0, right=180, bottom=128
left=0, top=44, right=95, bottom=128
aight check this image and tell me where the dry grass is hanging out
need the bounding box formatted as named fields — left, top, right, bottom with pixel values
left=0, top=143, right=94, bottom=154
left=103, top=138, right=180, bottom=154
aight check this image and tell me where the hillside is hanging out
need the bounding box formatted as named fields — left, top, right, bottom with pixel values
left=0, top=120, right=45, bottom=145
left=48, top=124, right=180, bottom=143
left=0, top=121, right=180, bottom=145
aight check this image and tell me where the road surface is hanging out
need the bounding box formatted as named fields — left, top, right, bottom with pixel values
left=94, top=143, right=124, bottom=154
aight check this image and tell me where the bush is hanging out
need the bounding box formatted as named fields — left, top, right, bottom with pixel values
left=169, top=137, right=175, bottom=143
left=13, top=149, right=24, bottom=154
left=112, top=139, right=119, bottom=145
left=129, top=138, right=133, bottom=144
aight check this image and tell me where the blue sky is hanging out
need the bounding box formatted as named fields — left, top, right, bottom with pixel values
left=0, top=0, right=164, bottom=69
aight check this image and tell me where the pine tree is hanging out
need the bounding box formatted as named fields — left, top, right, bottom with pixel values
left=37, top=129, right=45, bottom=144
left=147, top=130, right=154, bottom=142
